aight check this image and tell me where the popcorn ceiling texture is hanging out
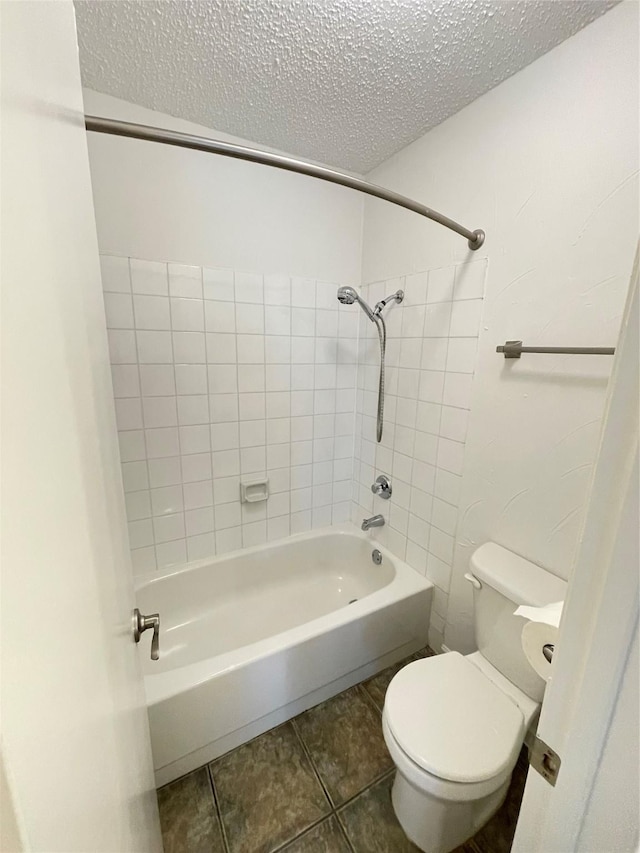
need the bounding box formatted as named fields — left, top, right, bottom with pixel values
left=75, top=0, right=618, bottom=173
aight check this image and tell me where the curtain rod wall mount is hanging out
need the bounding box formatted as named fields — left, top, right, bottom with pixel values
left=85, top=115, right=485, bottom=251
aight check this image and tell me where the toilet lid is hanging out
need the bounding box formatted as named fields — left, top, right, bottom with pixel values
left=384, top=652, right=525, bottom=784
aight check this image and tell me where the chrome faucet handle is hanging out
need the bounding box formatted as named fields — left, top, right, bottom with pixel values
left=371, top=474, right=392, bottom=499
left=133, top=608, right=160, bottom=661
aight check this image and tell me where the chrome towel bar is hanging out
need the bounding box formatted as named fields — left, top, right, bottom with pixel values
left=497, top=340, right=616, bottom=359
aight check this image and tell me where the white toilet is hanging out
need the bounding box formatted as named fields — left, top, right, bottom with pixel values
left=382, top=542, right=567, bottom=853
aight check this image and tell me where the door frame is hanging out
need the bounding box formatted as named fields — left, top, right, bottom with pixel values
left=512, top=247, right=639, bottom=851
left=1, top=3, right=162, bottom=850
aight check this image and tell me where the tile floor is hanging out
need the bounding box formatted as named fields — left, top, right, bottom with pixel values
left=157, top=648, right=528, bottom=853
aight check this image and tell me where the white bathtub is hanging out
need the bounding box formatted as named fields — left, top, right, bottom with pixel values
left=136, top=524, right=432, bottom=786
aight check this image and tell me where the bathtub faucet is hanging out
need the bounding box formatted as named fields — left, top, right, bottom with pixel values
left=361, top=514, right=385, bottom=531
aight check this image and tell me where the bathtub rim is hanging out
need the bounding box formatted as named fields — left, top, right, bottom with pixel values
left=134, top=522, right=393, bottom=589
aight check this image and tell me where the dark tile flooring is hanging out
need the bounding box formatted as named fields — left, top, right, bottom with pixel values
left=157, top=648, right=528, bottom=853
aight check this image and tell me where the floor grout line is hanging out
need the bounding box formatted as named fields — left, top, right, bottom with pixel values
left=334, top=809, right=357, bottom=853
left=332, top=770, right=398, bottom=853
left=289, top=714, right=395, bottom=853
left=266, top=766, right=395, bottom=853
left=290, top=717, right=336, bottom=811
left=207, top=763, right=231, bottom=853
left=358, top=680, right=384, bottom=715
left=269, top=812, right=341, bottom=853
left=334, top=768, right=396, bottom=815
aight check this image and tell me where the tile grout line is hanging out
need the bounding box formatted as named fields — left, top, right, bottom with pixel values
left=127, top=256, right=156, bottom=569
left=206, top=763, right=231, bottom=853
left=269, top=811, right=350, bottom=853
left=289, top=717, right=336, bottom=811
left=333, top=769, right=398, bottom=853
left=334, top=814, right=358, bottom=853
left=333, top=810, right=358, bottom=853
left=334, top=768, right=396, bottom=815
left=207, top=718, right=339, bottom=853
left=289, top=715, right=397, bottom=853
left=357, top=681, right=384, bottom=716
left=291, top=696, right=399, bottom=850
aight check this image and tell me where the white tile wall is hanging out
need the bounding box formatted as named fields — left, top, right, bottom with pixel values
left=101, top=255, right=359, bottom=574
left=351, top=259, right=487, bottom=649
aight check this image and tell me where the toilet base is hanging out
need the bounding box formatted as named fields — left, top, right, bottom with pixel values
left=391, top=769, right=510, bottom=853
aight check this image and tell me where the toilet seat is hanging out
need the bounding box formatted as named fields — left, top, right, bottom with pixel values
left=384, top=652, right=524, bottom=786
left=382, top=712, right=513, bottom=803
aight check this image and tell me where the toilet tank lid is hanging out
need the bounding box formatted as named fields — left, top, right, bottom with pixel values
left=470, top=543, right=567, bottom=606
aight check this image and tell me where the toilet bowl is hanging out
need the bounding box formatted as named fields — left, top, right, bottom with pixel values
left=382, top=543, right=567, bottom=853
left=382, top=652, right=533, bottom=853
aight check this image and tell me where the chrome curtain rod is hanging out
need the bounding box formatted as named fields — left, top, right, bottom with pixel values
left=85, top=115, right=485, bottom=251
left=497, top=340, right=616, bottom=358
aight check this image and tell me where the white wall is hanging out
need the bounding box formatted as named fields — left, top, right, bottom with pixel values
left=361, top=2, right=639, bottom=651
left=1, top=3, right=160, bottom=850
left=83, top=91, right=363, bottom=283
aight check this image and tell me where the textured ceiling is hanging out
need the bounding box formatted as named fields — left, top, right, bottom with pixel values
left=75, top=0, right=618, bottom=173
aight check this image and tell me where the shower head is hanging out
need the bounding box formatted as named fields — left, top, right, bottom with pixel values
left=336, top=285, right=358, bottom=305
left=336, top=286, right=376, bottom=322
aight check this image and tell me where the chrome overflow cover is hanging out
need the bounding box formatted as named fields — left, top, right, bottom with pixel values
left=372, top=549, right=383, bottom=565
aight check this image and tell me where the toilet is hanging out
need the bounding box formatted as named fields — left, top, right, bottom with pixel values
left=382, top=542, right=567, bottom=853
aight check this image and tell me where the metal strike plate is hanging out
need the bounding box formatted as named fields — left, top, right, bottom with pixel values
left=530, top=736, right=561, bottom=787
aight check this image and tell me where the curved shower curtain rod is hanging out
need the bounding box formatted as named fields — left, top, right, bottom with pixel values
left=85, top=115, right=485, bottom=250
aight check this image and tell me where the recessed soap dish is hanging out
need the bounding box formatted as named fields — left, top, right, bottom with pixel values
left=240, top=478, right=269, bottom=503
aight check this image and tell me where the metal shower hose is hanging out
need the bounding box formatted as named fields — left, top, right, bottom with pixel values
left=374, top=313, right=386, bottom=443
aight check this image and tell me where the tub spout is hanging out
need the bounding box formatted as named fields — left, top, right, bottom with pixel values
left=361, top=514, right=385, bottom=531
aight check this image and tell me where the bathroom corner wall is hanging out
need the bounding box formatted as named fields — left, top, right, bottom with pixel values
left=86, top=92, right=364, bottom=574
left=351, top=259, right=487, bottom=646
left=360, top=2, right=639, bottom=652
left=83, top=90, right=363, bottom=283
left=102, top=256, right=359, bottom=573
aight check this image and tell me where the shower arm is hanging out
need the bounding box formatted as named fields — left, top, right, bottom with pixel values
left=84, top=115, right=485, bottom=250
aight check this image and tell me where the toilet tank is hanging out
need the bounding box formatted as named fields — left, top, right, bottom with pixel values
left=469, top=543, right=567, bottom=702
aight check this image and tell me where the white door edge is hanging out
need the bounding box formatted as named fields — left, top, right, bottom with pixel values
left=512, top=245, right=639, bottom=852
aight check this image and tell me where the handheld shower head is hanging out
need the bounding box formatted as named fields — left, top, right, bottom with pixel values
left=337, top=285, right=393, bottom=444
left=336, top=285, right=358, bottom=305
left=336, top=286, right=376, bottom=322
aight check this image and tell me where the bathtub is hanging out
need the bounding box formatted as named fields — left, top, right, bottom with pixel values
left=136, top=524, right=432, bottom=786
